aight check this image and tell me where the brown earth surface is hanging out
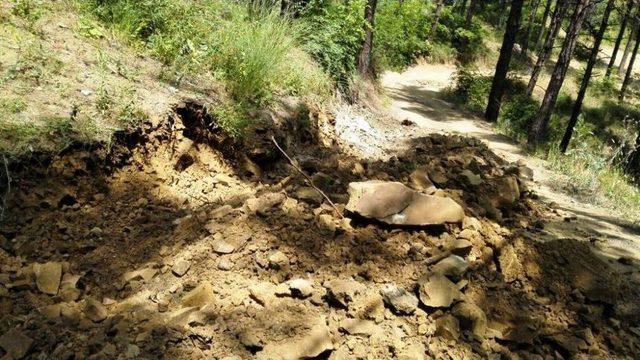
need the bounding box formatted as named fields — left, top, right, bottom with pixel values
left=1, top=74, right=640, bottom=360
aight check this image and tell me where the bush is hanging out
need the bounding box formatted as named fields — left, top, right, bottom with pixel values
left=498, top=94, right=539, bottom=142
left=446, top=67, right=491, bottom=113
left=374, top=0, right=432, bottom=69
left=298, top=0, right=365, bottom=86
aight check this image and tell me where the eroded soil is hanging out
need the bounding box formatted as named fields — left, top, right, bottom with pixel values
left=0, top=93, right=639, bottom=360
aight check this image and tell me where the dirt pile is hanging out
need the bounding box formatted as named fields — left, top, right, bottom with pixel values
left=0, top=103, right=639, bottom=359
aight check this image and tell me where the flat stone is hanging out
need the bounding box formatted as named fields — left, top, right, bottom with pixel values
left=498, top=244, right=521, bottom=283
left=288, top=278, right=313, bottom=298
left=211, top=239, right=236, bottom=254
left=249, top=282, right=276, bottom=306
left=33, top=262, right=62, bottom=295
left=182, top=282, right=215, bottom=308
left=431, top=255, right=469, bottom=280
left=325, top=279, right=365, bottom=308
left=462, top=216, right=482, bottom=231
left=217, top=259, right=233, bottom=271
left=339, top=318, right=378, bottom=336
left=452, top=301, right=487, bottom=339
left=258, top=317, right=333, bottom=360
left=418, top=274, right=462, bottom=308
left=59, top=274, right=82, bottom=302
left=380, top=284, right=418, bottom=315
left=448, top=239, right=473, bottom=256
left=461, top=170, right=483, bottom=185
left=245, top=192, right=286, bottom=215
left=267, top=251, right=289, bottom=269
left=122, top=268, right=157, bottom=283
left=0, top=328, right=33, bottom=359
left=171, top=260, right=191, bottom=277
left=295, top=187, right=323, bottom=205
left=84, top=297, right=108, bottom=322
left=435, top=314, right=460, bottom=341
left=345, top=181, right=464, bottom=226
left=493, top=175, right=520, bottom=207
left=409, top=169, right=436, bottom=192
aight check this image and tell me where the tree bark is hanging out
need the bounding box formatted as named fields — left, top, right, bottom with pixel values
left=534, top=0, right=554, bottom=53
left=619, top=24, right=640, bottom=101
left=606, top=0, right=634, bottom=77
left=521, top=0, right=542, bottom=57
left=560, top=0, right=616, bottom=153
left=428, top=0, right=445, bottom=42
left=357, top=0, right=378, bottom=76
left=526, top=0, right=568, bottom=95
left=620, top=14, right=638, bottom=75
left=528, top=0, right=593, bottom=146
left=465, top=0, right=476, bottom=28
left=485, top=0, right=525, bottom=122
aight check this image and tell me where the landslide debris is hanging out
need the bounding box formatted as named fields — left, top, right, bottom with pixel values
left=0, top=102, right=638, bottom=360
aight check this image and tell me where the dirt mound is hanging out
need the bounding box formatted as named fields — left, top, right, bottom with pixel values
left=0, top=103, right=639, bottom=359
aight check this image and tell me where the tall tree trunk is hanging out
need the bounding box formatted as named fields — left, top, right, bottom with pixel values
left=485, top=0, right=525, bottom=122
left=620, top=17, right=638, bottom=74
left=428, top=0, right=445, bottom=42
left=619, top=26, right=640, bottom=101
left=606, top=0, right=634, bottom=77
left=534, top=0, right=554, bottom=53
left=357, top=0, right=378, bottom=76
left=465, top=0, right=476, bottom=27
left=521, top=0, right=542, bottom=57
left=526, top=0, right=568, bottom=95
left=560, top=0, right=616, bottom=153
left=528, top=0, right=593, bottom=146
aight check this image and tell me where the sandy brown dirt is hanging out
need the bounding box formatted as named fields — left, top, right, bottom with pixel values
left=0, top=90, right=639, bottom=360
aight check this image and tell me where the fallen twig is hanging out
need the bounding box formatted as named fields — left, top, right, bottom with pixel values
left=270, top=136, right=344, bottom=219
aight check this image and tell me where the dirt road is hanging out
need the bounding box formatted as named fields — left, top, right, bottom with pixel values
left=381, top=63, right=640, bottom=265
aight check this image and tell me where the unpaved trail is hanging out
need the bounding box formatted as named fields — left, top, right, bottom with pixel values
left=381, top=63, right=640, bottom=264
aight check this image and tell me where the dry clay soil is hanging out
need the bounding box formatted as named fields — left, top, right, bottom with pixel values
left=0, top=65, right=640, bottom=359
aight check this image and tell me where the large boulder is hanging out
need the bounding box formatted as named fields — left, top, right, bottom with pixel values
left=345, top=181, right=464, bottom=226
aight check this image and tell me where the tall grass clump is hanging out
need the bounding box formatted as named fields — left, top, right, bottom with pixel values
left=84, top=0, right=331, bottom=133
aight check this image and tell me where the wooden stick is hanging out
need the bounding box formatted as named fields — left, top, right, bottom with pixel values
left=270, top=136, right=344, bottom=219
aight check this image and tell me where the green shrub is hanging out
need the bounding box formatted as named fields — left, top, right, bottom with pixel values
left=374, top=0, right=431, bottom=69
left=298, top=0, right=365, bottom=85
left=498, top=94, right=539, bottom=142
left=446, top=67, right=491, bottom=113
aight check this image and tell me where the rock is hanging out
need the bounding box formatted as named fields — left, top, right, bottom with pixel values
left=122, top=268, right=157, bottom=283
left=435, top=314, right=460, bottom=341
left=125, top=344, right=141, bottom=359
left=462, top=216, right=482, bottom=231
left=0, top=328, right=33, bottom=359
left=338, top=318, right=378, bottom=336
left=345, top=181, right=464, bottom=226
left=452, top=302, right=487, bottom=339
left=549, top=333, right=588, bottom=355
left=431, top=255, right=469, bottom=280
left=59, top=274, right=82, bottom=301
left=239, top=330, right=264, bottom=350
left=296, top=187, right=323, bottom=205
left=317, top=214, right=336, bottom=234
left=33, top=262, right=62, bottom=295
left=398, top=342, right=426, bottom=360
left=498, top=244, right=521, bottom=283
left=171, top=260, right=191, bottom=277
left=166, top=306, right=200, bottom=329
left=461, top=170, right=483, bottom=185
left=428, top=168, right=448, bottom=186
left=259, top=317, right=333, bottom=360
left=380, top=284, right=418, bottom=315
left=409, top=169, right=436, bottom=192
left=448, top=239, right=473, bottom=256
left=418, top=274, right=462, bottom=308
left=268, top=251, right=289, bottom=269
left=325, top=279, right=365, bottom=308
left=182, top=282, right=215, bottom=308
left=210, top=204, right=234, bottom=219
left=288, top=278, right=313, bottom=298
left=84, top=297, right=108, bottom=322
left=245, top=192, right=286, bottom=215
left=493, top=176, right=520, bottom=207
left=249, top=282, right=276, bottom=306
left=217, top=259, right=233, bottom=271
left=211, top=239, right=236, bottom=254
